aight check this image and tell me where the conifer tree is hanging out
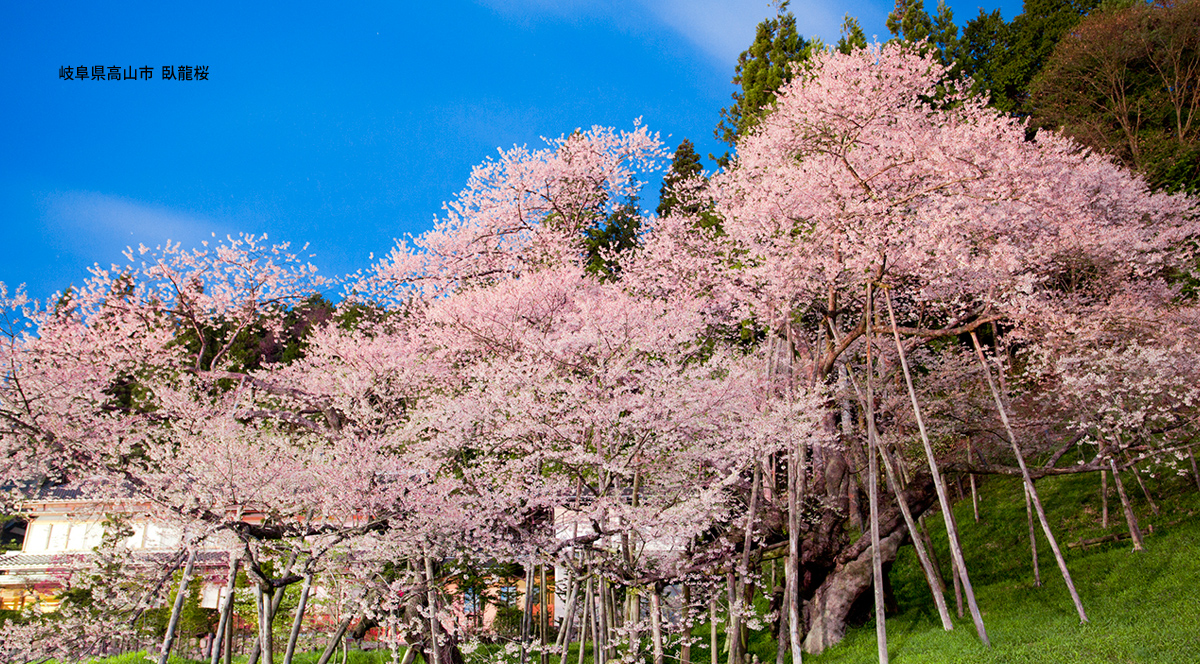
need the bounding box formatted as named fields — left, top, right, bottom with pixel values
left=836, top=15, right=868, bottom=54
left=714, top=1, right=817, bottom=149
left=656, top=139, right=703, bottom=218
left=584, top=197, right=641, bottom=280
left=961, top=0, right=1099, bottom=112
left=887, top=0, right=933, bottom=42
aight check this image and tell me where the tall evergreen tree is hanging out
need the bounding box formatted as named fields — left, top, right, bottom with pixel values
left=657, top=139, right=703, bottom=218
left=887, top=0, right=933, bottom=42
left=930, top=0, right=962, bottom=69
left=961, top=9, right=1011, bottom=103
left=836, top=14, right=868, bottom=54
left=657, top=139, right=723, bottom=232
left=714, top=1, right=817, bottom=149
left=583, top=197, right=641, bottom=281
left=888, top=0, right=960, bottom=71
left=961, top=0, right=1100, bottom=113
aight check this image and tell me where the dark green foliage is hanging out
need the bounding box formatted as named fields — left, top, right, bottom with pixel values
left=491, top=606, right=523, bottom=638
left=962, top=0, right=1100, bottom=113
left=715, top=1, right=817, bottom=149
left=1031, top=0, right=1200, bottom=194
left=583, top=197, right=641, bottom=281
left=656, top=138, right=725, bottom=232
left=888, top=1, right=962, bottom=78
left=836, top=15, right=868, bottom=54
left=656, top=139, right=704, bottom=218
left=887, top=0, right=934, bottom=43
left=929, top=1, right=961, bottom=70
left=960, top=9, right=1011, bottom=102
left=139, top=573, right=218, bottom=642
left=1152, top=144, right=1200, bottom=195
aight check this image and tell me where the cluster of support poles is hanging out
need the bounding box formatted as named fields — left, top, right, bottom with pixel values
left=145, top=282, right=1149, bottom=664
left=812, top=285, right=1091, bottom=661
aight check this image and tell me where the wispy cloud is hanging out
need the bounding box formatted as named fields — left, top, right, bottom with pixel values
left=39, top=191, right=235, bottom=265
left=474, top=0, right=854, bottom=66
left=641, top=0, right=843, bottom=64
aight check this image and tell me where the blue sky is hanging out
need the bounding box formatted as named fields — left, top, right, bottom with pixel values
left=1, top=0, right=1023, bottom=300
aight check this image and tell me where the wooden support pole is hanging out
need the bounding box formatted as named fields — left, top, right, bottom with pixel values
left=969, top=331, right=1086, bottom=622
left=283, top=573, right=313, bottom=664
left=1024, top=483, right=1041, bottom=587
left=884, top=290, right=990, bottom=646
left=159, top=549, right=198, bottom=664
left=211, top=555, right=239, bottom=664
left=828, top=317, right=953, bottom=632
left=864, top=283, right=889, bottom=664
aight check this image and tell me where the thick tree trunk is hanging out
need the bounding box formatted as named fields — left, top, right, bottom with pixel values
left=791, top=469, right=938, bottom=654
left=159, top=549, right=198, bottom=664
left=838, top=350, right=953, bottom=632
left=803, top=528, right=905, bottom=654
left=828, top=313, right=952, bottom=632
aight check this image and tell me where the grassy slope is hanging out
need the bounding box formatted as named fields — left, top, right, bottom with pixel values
left=811, top=471, right=1200, bottom=664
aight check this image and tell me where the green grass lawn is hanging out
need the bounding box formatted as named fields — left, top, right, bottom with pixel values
left=811, top=471, right=1200, bottom=663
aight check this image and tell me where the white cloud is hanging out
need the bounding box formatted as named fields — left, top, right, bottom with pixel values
left=474, top=0, right=853, bottom=65
left=39, top=191, right=234, bottom=264
left=642, top=0, right=843, bottom=64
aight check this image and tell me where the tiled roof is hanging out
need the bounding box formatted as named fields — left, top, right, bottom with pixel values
left=0, top=553, right=69, bottom=567
left=3, top=476, right=140, bottom=502
left=0, top=549, right=230, bottom=571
